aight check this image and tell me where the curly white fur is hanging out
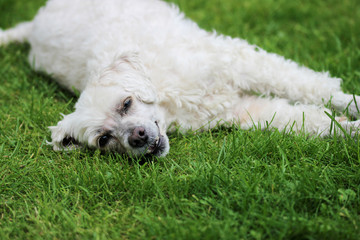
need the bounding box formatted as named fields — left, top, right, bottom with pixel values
left=1, top=0, right=359, bottom=157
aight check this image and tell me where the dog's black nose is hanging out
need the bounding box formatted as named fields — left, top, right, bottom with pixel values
left=128, top=127, right=148, bottom=148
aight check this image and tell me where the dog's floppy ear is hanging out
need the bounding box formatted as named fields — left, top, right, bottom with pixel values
left=48, top=113, right=82, bottom=151
left=112, top=51, right=146, bottom=73
left=99, top=52, right=158, bottom=104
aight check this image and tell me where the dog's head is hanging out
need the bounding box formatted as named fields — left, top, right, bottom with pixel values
left=49, top=53, right=170, bottom=157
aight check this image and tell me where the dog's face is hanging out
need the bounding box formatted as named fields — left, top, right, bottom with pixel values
left=49, top=53, right=170, bottom=157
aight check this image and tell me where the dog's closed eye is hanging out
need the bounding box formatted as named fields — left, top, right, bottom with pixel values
left=117, top=97, right=132, bottom=115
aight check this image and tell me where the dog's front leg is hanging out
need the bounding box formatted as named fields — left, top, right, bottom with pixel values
left=234, top=96, right=360, bottom=137
left=224, top=39, right=359, bottom=116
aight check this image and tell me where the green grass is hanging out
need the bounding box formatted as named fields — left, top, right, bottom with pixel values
left=1, top=0, right=360, bottom=239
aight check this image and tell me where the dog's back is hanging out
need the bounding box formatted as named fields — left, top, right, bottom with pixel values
left=1, top=0, right=214, bottom=93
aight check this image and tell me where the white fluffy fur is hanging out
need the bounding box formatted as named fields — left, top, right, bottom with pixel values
left=1, top=0, right=359, bottom=157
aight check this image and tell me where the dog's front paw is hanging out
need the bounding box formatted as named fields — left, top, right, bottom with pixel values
left=332, top=92, right=360, bottom=118
left=347, top=95, right=360, bottom=118
left=340, top=119, right=360, bottom=137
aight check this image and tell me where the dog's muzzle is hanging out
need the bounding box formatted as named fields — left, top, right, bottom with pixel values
left=128, top=122, right=167, bottom=157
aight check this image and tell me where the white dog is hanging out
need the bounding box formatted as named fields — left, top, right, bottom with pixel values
left=1, top=0, right=359, bottom=157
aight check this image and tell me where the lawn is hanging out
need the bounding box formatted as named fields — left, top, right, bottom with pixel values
left=1, top=0, right=360, bottom=239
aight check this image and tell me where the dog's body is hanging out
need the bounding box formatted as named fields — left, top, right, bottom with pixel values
left=1, top=0, right=359, bottom=157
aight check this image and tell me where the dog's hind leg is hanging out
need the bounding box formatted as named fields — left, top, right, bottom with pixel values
left=234, top=96, right=360, bottom=137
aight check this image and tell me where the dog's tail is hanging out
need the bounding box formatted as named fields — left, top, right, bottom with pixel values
left=0, top=21, right=33, bottom=46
